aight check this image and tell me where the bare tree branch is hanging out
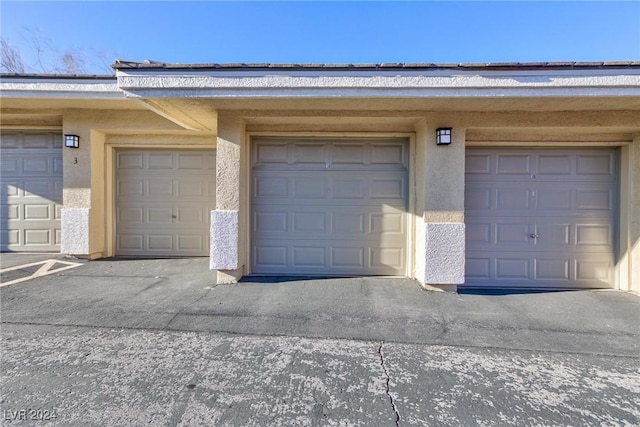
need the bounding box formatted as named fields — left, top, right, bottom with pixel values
left=2, top=28, right=117, bottom=75
left=21, top=27, right=57, bottom=73
left=1, top=37, right=25, bottom=73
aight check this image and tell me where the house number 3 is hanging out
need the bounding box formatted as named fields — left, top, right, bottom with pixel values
left=74, top=157, right=78, bottom=164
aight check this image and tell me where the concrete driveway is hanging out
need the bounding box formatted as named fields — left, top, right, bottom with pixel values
left=1, top=254, right=639, bottom=425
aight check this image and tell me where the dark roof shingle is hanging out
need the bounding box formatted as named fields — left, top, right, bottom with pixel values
left=112, top=60, right=640, bottom=71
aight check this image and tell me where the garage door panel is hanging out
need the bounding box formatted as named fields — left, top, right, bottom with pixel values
left=332, top=212, right=366, bottom=234
left=496, top=223, right=532, bottom=247
left=1, top=134, right=20, bottom=148
left=332, top=178, right=366, bottom=199
left=371, top=143, right=406, bottom=165
left=497, top=188, right=531, bottom=210
left=466, top=223, right=492, bottom=245
left=252, top=137, right=408, bottom=276
left=576, top=188, right=614, bottom=211
left=177, top=235, right=205, bottom=251
left=293, top=177, right=325, bottom=199
left=118, top=207, right=144, bottom=223
left=535, top=258, right=571, bottom=281
left=370, top=212, right=404, bottom=234
left=332, top=144, right=366, bottom=164
left=331, top=247, right=365, bottom=268
left=24, top=229, right=54, bottom=246
left=371, top=247, right=405, bottom=271
left=466, top=257, right=491, bottom=279
left=22, top=133, right=52, bottom=149
left=466, top=153, right=492, bottom=174
left=255, top=176, right=289, bottom=198
left=148, top=208, right=174, bottom=224
left=293, top=212, right=326, bottom=233
left=4, top=204, right=19, bottom=220
left=24, top=204, right=52, bottom=220
left=496, top=153, right=532, bottom=175
left=148, top=235, right=173, bottom=251
left=1, top=157, right=20, bottom=174
left=256, top=143, right=288, bottom=164
left=53, top=157, right=63, bottom=174
left=148, top=180, right=174, bottom=196
left=255, top=246, right=288, bottom=267
left=117, top=152, right=144, bottom=169
left=536, top=189, right=572, bottom=210
left=23, top=156, right=52, bottom=174
left=576, top=153, right=615, bottom=175
left=24, top=180, right=54, bottom=197
left=292, top=246, right=326, bottom=267
left=177, top=153, right=208, bottom=169
left=3, top=181, right=20, bottom=198
left=535, top=223, right=571, bottom=247
left=176, top=207, right=206, bottom=224
left=293, top=143, right=326, bottom=164
left=1, top=132, right=62, bottom=252
left=118, top=234, right=144, bottom=251
left=465, top=148, right=617, bottom=289
left=255, top=211, right=289, bottom=233
left=576, top=257, right=614, bottom=282
left=370, top=178, right=405, bottom=200
left=148, top=152, right=174, bottom=169
left=496, top=258, right=530, bottom=280
left=575, top=224, right=613, bottom=247
left=465, top=187, right=492, bottom=210
left=118, top=179, right=144, bottom=197
left=4, top=230, right=19, bottom=245
left=115, top=149, right=215, bottom=257
left=537, top=154, right=572, bottom=175
left=177, top=181, right=205, bottom=197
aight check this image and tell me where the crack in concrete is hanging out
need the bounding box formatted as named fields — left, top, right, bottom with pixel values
left=163, top=288, right=212, bottom=330
left=378, top=341, right=400, bottom=426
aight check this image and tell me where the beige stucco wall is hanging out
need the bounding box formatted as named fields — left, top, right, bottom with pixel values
left=418, top=122, right=466, bottom=289
left=60, top=109, right=211, bottom=258
left=214, top=115, right=246, bottom=284
left=5, top=95, right=639, bottom=291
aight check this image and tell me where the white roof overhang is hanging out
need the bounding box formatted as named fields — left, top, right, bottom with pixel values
left=115, top=67, right=640, bottom=99
left=1, top=76, right=122, bottom=99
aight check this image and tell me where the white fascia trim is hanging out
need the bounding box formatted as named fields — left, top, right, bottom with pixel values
left=0, top=78, right=123, bottom=99
left=117, top=68, right=640, bottom=99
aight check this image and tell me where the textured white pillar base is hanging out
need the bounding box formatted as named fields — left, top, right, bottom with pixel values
left=424, top=222, right=465, bottom=285
left=210, top=210, right=238, bottom=270
left=61, top=208, right=90, bottom=255
left=216, top=269, right=243, bottom=284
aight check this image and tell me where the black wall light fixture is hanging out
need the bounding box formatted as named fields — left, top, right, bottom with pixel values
left=64, top=134, right=80, bottom=148
left=436, top=128, right=452, bottom=145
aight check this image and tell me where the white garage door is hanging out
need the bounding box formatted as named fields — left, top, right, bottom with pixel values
left=115, top=149, right=216, bottom=256
left=465, top=148, right=617, bottom=289
left=1, top=132, right=62, bottom=252
left=251, top=137, right=408, bottom=276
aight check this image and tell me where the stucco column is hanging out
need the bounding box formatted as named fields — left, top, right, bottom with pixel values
left=416, top=123, right=466, bottom=291
left=628, top=136, right=640, bottom=294
left=211, top=115, right=246, bottom=284
left=60, top=111, right=104, bottom=258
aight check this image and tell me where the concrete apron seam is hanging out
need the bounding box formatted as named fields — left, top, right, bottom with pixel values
left=2, top=320, right=639, bottom=360
left=378, top=341, right=401, bottom=427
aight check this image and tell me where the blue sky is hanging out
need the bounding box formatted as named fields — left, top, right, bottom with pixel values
left=1, top=1, right=639, bottom=73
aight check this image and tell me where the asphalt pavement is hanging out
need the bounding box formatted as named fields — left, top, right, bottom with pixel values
left=1, top=254, right=639, bottom=426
